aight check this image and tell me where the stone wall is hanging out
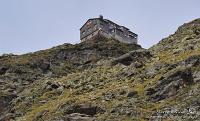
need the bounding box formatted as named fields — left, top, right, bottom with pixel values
left=81, top=30, right=100, bottom=42
left=80, top=18, right=138, bottom=44
left=80, top=19, right=99, bottom=40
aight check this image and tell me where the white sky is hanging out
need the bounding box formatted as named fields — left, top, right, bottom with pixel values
left=0, top=0, right=199, bottom=55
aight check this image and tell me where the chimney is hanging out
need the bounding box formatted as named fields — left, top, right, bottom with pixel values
left=99, top=15, right=103, bottom=20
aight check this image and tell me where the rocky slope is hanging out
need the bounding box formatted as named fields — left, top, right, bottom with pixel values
left=0, top=18, right=200, bottom=121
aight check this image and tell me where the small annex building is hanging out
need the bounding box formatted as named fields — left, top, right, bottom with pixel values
left=80, top=15, right=138, bottom=44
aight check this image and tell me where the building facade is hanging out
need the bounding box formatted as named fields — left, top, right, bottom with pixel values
left=80, top=16, right=138, bottom=44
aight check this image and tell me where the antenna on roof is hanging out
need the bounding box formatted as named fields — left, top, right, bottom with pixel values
left=99, top=15, right=103, bottom=20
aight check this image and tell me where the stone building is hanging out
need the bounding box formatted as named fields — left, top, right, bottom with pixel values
left=80, top=15, right=138, bottom=44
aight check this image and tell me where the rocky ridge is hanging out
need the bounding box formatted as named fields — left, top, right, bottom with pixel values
left=0, top=18, right=200, bottom=121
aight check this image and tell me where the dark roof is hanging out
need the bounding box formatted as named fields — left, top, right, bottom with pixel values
left=80, top=18, right=122, bottom=30
left=80, top=18, right=98, bottom=30
left=128, top=30, right=138, bottom=36
left=103, top=19, right=122, bottom=28
left=80, top=17, right=137, bottom=36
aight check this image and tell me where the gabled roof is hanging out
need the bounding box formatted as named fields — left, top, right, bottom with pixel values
left=104, top=19, right=124, bottom=28
left=80, top=18, right=99, bottom=30
left=80, top=17, right=121, bottom=30
left=80, top=17, right=137, bottom=36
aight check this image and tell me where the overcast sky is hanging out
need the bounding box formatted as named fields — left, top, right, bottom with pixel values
left=0, top=0, right=199, bottom=55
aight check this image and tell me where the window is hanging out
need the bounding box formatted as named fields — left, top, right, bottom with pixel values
left=88, top=27, right=92, bottom=32
left=134, top=36, right=137, bottom=39
left=100, top=23, right=104, bottom=27
left=86, top=21, right=92, bottom=26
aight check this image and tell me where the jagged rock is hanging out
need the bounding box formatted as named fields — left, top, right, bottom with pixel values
left=150, top=18, right=200, bottom=53
left=120, top=67, right=140, bottom=79
left=6, top=66, right=25, bottom=74
left=55, top=39, right=141, bottom=67
left=0, top=66, right=8, bottom=75
left=145, top=88, right=156, bottom=96
left=193, top=71, right=200, bottom=83
left=64, top=103, right=105, bottom=116
left=29, top=59, right=51, bottom=74
left=39, top=100, right=48, bottom=104
left=50, top=118, right=65, bottom=121
left=145, top=66, right=158, bottom=78
left=0, top=113, right=15, bottom=121
left=127, top=90, right=138, bottom=98
left=145, top=62, right=164, bottom=78
left=110, top=104, right=141, bottom=118
left=111, top=49, right=152, bottom=66
left=119, top=89, right=127, bottom=95
left=34, top=110, right=49, bottom=121
left=149, top=67, right=194, bottom=101
left=159, top=67, right=193, bottom=86
left=0, top=94, right=17, bottom=120
left=46, top=81, right=64, bottom=90
left=0, top=54, right=16, bottom=59
left=102, top=91, right=116, bottom=101
left=133, top=61, right=144, bottom=68
left=64, top=113, right=95, bottom=121
left=50, top=83, right=59, bottom=89
left=195, top=29, right=200, bottom=35
left=181, top=55, right=200, bottom=67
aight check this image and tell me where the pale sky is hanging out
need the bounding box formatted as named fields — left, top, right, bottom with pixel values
left=0, top=0, right=199, bottom=55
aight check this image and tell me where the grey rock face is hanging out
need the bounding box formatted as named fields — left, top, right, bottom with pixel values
left=0, top=66, right=8, bottom=75
left=64, top=113, right=95, bottom=121
left=0, top=94, right=17, bottom=120
left=184, top=55, right=200, bottom=65
left=148, top=67, right=194, bottom=101
left=46, top=81, right=61, bottom=90
left=34, top=110, right=49, bottom=121
left=111, top=49, right=152, bottom=66
left=145, top=88, right=156, bottom=96
left=127, top=90, right=138, bottom=98
left=102, top=91, right=116, bottom=101
left=63, top=103, right=105, bottom=116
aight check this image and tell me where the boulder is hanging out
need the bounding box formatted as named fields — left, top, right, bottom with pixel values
left=30, top=60, right=50, bottom=72
left=64, top=113, right=95, bottom=121
left=0, top=94, right=17, bottom=120
left=119, top=89, right=127, bottom=95
left=64, top=103, right=105, bottom=116
left=193, top=71, right=200, bottom=83
left=148, top=67, right=194, bottom=101
left=145, top=88, right=156, bottom=96
left=127, top=90, right=138, bottom=98
left=34, top=110, right=49, bottom=121
left=46, top=81, right=63, bottom=90
left=111, top=49, right=152, bottom=66
left=144, top=62, right=164, bottom=78
left=102, top=91, right=116, bottom=101
left=181, top=55, right=200, bottom=67
left=0, top=66, right=8, bottom=75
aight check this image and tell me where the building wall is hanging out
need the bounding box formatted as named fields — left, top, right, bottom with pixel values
left=98, top=20, right=137, bottom=44
left=80, top=18, right=138, bottom=44
left=81, top=30, right=100, bottom=42
left=114, top=29, right=137, bottom=43
left=114, top=33, right=137, bottom=44
left=99, top=30, right=137, bottom=44
left=80, top=19, right=99, bottom=41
